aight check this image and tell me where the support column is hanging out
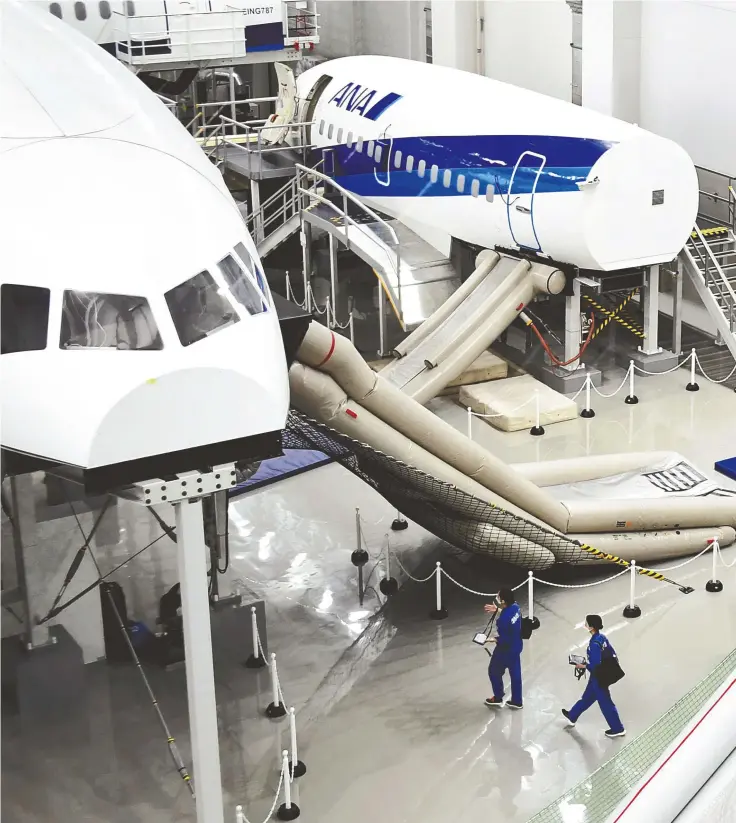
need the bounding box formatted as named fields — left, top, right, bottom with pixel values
left=250, top=180, right=263, bottom=245
left=563, top=279, right=583, bottom=371
left=672, top=259, right=684, bottom=357
left=175, top=498, right=224, bottom=823
left=329, top=233, right=338, bottom=326
left=641, top=264, right=661, bottom=355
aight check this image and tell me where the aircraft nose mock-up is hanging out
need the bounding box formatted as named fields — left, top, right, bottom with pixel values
left=0, top=1, right=295, bottom=494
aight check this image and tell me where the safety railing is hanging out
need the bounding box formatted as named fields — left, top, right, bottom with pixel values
left=685, top=226, right=736, bottom=336
left=207, top=117, right=313, bottom=174
left=155, top=93, right=178, bottom=116
left=112, top=1, right=319, bottom=67
left=185, top=97, right=279, bottom=141
left=527, top=647, right=736, bottom=823
left=293, top=163, right=405, bottom=329
left=696, top=165, right=736, bottom=232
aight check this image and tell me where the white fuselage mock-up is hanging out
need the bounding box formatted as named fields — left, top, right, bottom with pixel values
left=0, top=1, right=291, bottom=493
left=295, top=55, right=699, bottom=272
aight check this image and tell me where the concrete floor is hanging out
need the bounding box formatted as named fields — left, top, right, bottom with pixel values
left=2, top=363, right=736, bottom=823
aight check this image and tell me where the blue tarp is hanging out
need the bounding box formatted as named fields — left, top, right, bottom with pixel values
left=715, top=457, right=736, bottom=482
left=229, top=449, right=331, bottom=497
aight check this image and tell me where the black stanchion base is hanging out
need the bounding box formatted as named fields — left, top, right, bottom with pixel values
left=244, top=654, right=267, bottom=669
left=391, top=518, right=409, bottom=531
left=379, top=577, right=399, bottom=596
left=530, top=425, right=545, bottom=437
left=679, top=586, right=695, bottom=595
left=350, top=549, right=369, bottom=567
left=531, top=617, right=541, bottom=630
left=266, top=702, right=287, bottom=719
left=289, top=759, right=307, bottom=778
left=686, top=383, right=700, bottom=392
left=623, top=605, right=642, bottom=618
left=580, top=409, right=596, bottom=419
left=624, top=395, right=639, bottom=405
left=277, top=803, right=301, bottom=821
left=705, top=580, right=724, bottom=593
left=430, top=607, right=448, bottom=621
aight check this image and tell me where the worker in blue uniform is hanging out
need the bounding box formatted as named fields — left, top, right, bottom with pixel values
left=484, top=587, right=523, bottom=709
left=562, top=614, right=626, bottom=738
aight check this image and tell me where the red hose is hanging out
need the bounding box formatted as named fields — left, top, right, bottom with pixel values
left=528, top=313, right=595, bottom=367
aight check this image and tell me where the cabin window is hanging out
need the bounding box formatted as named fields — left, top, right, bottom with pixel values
left=99, top=1, right=111, bottom=19
left=374, top=145, right=382, bottom=163
left=394, top=150, right=402, bottom=168
left=430, top=165, right=439, bottom=183
left=470, top=179, right=480, bottom=198
left=336, top=128, right=343, bottom=143
left=318, top=120, right=325, bottom=135
left=367, top=141, right=375, bottom=158
left=222, top=247, right=269, bottom=314
left=405, top=155, right=414, bottom=172
left=485, top=183, right=495, bottom=202
left=1, top=285, right=50, bottom=354
left=125, top=1, right=135, bottom=15
left=60, top=291, right=162, bottom=350
left=356, top=137, right=364, bottom=153
left=74, top=2, right=87, bottom=20
left=165, top=271, right=239, bottom=347
left=49, top=2, right=62, bottom=18
left=443, top=169, right=452, bottom=188
left=327, top=123, right=334, bottom=140
left=346, top=132, right=354, bottom=147
left=456, top=174, right=465, bottom=193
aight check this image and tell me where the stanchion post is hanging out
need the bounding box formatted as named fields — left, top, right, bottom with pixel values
left=288, top=708, right=306, bottom=778
left=527, top=571, right=540, bottom=629
left=686, top=348, right=700, bottom=392
left=430, top=562, right=448, bottom=620
left=625, top=360, right=639, bottom=405
left=277, top=750, right=301, bottom=821
left=623, top=560, right=642, bottom=618
left=581, top=374, right=595, bottom=418
left=705, top=538, right=724, bottom=593
left=467, top=406, right=473, bottom=440
left=245, top=605, right=267, bottom=669
left=379, top=538, right=398, bottom=596
left=266, top=653, right=287, bottom=718
left=391, top=507, right=408, bottom=531
left=350, top=507, right=369, bottom=567
left=235, top=805, right=245, bottom=823
left=530, top=391, right=545, bottom=436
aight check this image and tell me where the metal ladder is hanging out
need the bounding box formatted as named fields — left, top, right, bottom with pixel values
left=681, top=222, right=736, bottom=361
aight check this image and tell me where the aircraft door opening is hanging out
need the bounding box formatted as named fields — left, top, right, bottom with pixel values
left=507, top=151, right=546, bottom=252
left=263, top=63, right=296, bottom=146
left=302, top=74, right=333, bottom=144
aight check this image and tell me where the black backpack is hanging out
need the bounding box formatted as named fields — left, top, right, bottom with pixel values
left=592, top=639, right=625, bottom=688
left=521, top=617, right=535, bottom=640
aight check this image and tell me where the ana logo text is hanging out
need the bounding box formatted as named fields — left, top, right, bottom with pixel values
left=328, top=82, right=402, bottom=121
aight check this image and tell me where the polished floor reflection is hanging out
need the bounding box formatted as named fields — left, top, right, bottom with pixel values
left=2, top=364, right=735, bottom=823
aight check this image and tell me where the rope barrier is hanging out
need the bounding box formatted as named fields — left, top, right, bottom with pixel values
left=533, top=567, right=630, bottom=588
left=694, top=351, right=736, bottom=384
left=589, top=364, right=633, bottom=399
left=234, top=756, right=286, bottom=823
left=633, top=350, right=694, bottom=376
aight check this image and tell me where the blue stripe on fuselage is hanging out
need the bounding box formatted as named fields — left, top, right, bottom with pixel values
left=316, top=134, right=614, bottom=197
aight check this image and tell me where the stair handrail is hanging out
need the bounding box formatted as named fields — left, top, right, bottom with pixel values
left=688, top=225, right=736, bottom=333
left=294, top=163, right=404, bottom=328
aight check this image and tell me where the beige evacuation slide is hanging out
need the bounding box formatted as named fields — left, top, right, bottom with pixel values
left=290, top=253, right=736, bottom=566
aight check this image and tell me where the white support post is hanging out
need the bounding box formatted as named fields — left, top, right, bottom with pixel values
left=329, top=233, right=338, bottom=326
left=530, top=390, right=545, bottom=436
left=245, top=606, right=266, bottom=669
left=175, top=498, right=225, bottom=823
left=686, top=348, right=700, bottom=392
left=623, top=559, right=641, bottom=618
left=527, top=571, right=540, bottom=629
left=277, top=749, right=300, bottom=820
left=266, top=653, right=286, bottom=718
left=706, top=538, right=724, bottom=593
left=673, top=259, right=684, bottom=356
left=563, top=279, right=582, bottom=371
left=625, top=360, right=639, bottom=405
left=288, top=707, right=306, bottom=777
left=467, top=406, right=472, bottom=440
left=250, top=179, right=263, bottom=245
left=640, top=264, right=662, bottom=356
left=430, top=562, right=447, bottom=620
left=581, top=374, right=595, bottom=418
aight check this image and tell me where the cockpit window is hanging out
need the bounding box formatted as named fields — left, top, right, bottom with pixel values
left=219, top=252, right=267, bottom=315
left=233, top=242, right=271, bottom=310
left=60, top=291, right=163, bottom=350
left=165, top=270, right=239, bottom=347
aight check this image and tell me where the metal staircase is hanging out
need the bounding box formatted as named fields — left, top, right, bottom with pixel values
left=681, top=224, right=736, bottom=362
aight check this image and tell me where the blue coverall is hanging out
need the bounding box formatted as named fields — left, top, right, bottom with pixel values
left=488, top=602, right=523, bottom=704
left=568, top=632, right=624, bottom=733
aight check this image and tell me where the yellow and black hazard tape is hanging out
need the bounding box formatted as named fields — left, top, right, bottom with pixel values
left=577, top=542, right=672, bottom=583
left=584, top=289, right=645, bottom=340
left=692, top=225, right=729, bottom=239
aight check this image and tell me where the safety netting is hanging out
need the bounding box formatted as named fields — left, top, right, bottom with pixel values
left=284, top=410, right=590, bottom=569
left=526, top=647, right=736, bottom=823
